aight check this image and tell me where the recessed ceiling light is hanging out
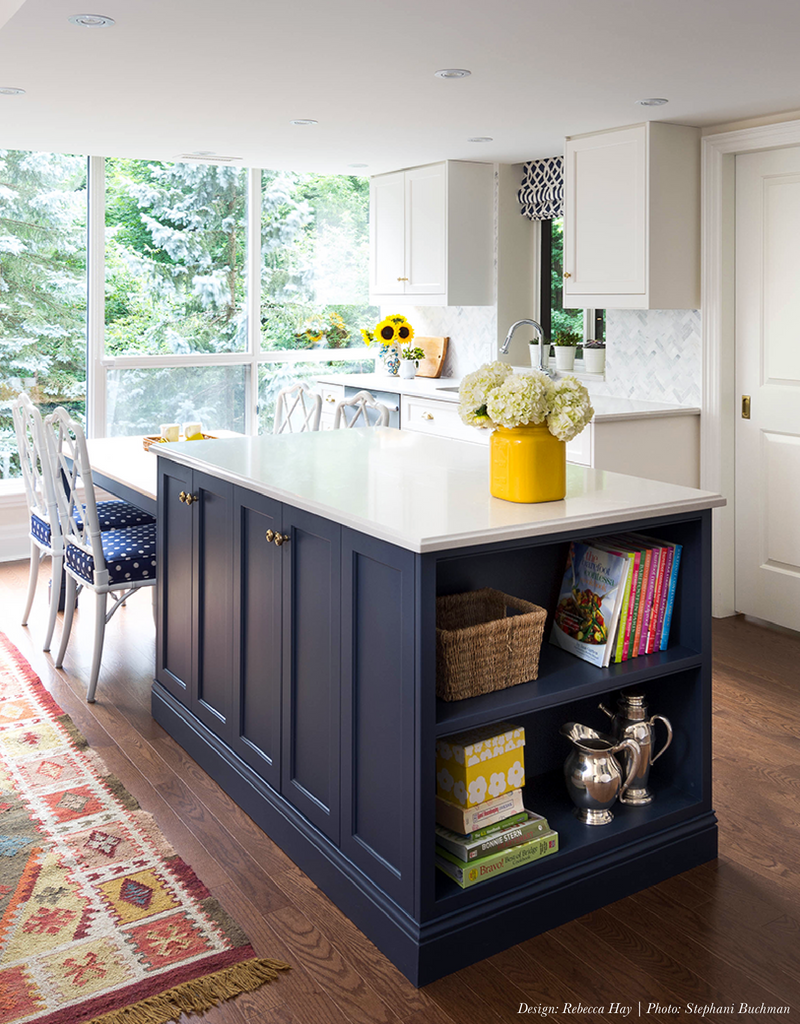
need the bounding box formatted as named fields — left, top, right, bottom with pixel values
left=637, top=97, right=668, bottom=106
left=290, top=119, right=318, bottom=126
left=467, top=136, right=493, bottom=143
left=0, top=87, right=25, bottom=96
left=68, top=14, right=116, bottom=27
left=348, top=163, right=368, bottom=168
left=434, top=69, right=471, bottom=79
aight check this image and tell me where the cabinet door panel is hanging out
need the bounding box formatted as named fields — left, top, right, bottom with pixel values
left=341, top=531, right=416, bottom=910
left=282, top=508, right=341, bottom=842
left=565, top=127, right=646, bottom=297
left=370, top=171, right=405, bottom=295
left=232, top=487, right=282, bottom=789
left=157, top=461, right=194, bottom=702
left=194, top=472, right=234, bottom=738
left=405, top=163, right=446, bottom=295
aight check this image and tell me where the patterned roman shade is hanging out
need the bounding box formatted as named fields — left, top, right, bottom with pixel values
left=518, top=157, right=564, bottom=220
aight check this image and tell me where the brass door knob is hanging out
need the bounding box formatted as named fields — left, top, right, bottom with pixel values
left=563, top=271, right=572, bottom=278
left=265, top=529, right=275, bottom=542
left=274, top=533, right=290, bottom=546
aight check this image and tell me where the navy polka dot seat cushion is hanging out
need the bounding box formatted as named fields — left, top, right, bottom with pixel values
left=65, top=523, right=157, bottom=585
left=30, top=500, right=155, bottom=548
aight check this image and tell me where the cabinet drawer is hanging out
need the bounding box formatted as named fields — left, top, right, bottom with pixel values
left=401, top=395, right=488, bottom=444
left=319, top=384, right=345, bottom=430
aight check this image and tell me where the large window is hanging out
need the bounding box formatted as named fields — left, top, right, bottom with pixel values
left=0, top=151, right=88, bottom=478
left=1, top=149, right=377, bottom=481
left=540, top=217, right=604, bottom=355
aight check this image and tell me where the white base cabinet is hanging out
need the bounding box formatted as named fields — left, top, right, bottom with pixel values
left=564, top=122, right=700, bottom=309
left=370, top=160, right=494, bottom=306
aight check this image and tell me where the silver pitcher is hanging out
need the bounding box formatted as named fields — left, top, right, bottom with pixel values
left=560, top=722, right=643, bottom=826
left=599, top=689, right=673, bottom=805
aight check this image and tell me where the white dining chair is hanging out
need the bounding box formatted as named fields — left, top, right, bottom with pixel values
left=12, top=393, right=64, bottom=651
left=332, top=390, right=390, bottom=429
left=274, top=381, right=322, bottom=434
left=44, top=408, right=157, bottom=703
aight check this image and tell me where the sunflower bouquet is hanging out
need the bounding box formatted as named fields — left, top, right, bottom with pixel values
left=458, top=361, right=594, bottom=442
left=360, top=314, right=415, bottom=349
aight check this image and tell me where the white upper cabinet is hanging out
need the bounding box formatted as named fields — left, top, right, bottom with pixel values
left=563, top=122, right=700, bottom=309
left=369, top=160, right=494, bottom=306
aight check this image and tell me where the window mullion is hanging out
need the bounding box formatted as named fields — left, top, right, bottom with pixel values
left=87, top=155, right=106, bottom=438
left=246, top=168, right=262, bottom=434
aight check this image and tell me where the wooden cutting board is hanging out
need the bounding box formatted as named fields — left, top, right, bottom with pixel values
left=414, top=336, right=448, bottom=378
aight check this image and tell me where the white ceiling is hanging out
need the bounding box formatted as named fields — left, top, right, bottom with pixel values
left=2, top=0, right=800, bottom=174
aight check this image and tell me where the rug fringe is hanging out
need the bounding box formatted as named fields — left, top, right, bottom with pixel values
left=87, top=958, right=291, bottom=1024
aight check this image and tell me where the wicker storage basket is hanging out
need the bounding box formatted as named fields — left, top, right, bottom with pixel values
left=436, top=588, right=547, bottom=701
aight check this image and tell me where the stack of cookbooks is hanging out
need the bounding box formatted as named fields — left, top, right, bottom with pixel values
left=434, top=722, right=559, bottom=889
left=550, top=533, right=683, bottom=667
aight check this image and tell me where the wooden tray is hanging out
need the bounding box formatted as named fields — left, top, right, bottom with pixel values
left=143, top=433, right=216, bottom=452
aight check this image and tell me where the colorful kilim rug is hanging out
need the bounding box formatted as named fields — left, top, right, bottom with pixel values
left=0, top=634, right=289, bottom=1024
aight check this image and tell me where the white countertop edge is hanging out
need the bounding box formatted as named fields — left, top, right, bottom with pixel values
left=156, top=439, right=725, bottom=555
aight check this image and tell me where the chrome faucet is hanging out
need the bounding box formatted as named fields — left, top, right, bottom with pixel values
left=500, top=319, right=555, bottom=377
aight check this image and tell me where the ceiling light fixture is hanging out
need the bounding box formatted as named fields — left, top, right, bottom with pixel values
left=348, top=163, right=368, bottom=168
left=0, top=87, right=25, bottom=96
left=176, top=153, right=242, bottom=163
left=435, top=69, right=471, bottom=79
left=290, top=119, right=318, bottom=126
left=637, top=97, right=668, bottom=106
left=68, top=14, right=116, bottom=27
left=467, top=136, right=493, bottom=143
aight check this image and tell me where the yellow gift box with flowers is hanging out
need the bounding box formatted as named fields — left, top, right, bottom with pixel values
left=435, top=722, right=526, bottom=809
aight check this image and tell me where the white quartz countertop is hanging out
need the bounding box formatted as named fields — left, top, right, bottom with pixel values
left=156, top=430, right=723, bottom=553
left=315, top=373, right=700, bottom=421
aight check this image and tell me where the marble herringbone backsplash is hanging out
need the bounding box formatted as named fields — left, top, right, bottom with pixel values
left=594, top=309, right=702, bottom=406
left=384, top=306, right=702, bottom=407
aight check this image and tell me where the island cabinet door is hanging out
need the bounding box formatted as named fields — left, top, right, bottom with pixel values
left=192, top=471, right=235, bottom=740
left=230, top=487, right=282, bottom=791
left=340, top=530, right=417, bottom=911
left=157, top=460, right=195, bottom=703
left=281, top=506, right=342, bottom=844
left=156, top=466, right=234, bottom=741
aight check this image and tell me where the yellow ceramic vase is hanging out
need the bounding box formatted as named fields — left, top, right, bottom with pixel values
left=489, top=423, right=566, bottom=503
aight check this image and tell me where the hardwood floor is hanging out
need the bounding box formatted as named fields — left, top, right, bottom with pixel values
left=2, top=558, right=799, bottom=1024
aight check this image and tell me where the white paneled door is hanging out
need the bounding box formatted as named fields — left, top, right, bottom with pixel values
left=735, top=147, right=800, bottom=631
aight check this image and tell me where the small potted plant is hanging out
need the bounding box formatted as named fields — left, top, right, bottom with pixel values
left=552, top=331, right=582, bottom=372
left=583, top=339, right=606, bottom=374
left=399, top=343, right=425, bottom=379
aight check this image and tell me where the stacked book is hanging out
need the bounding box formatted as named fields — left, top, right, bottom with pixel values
left=434, top=722, right=559, bottom=889
left=549, top=533, right=683, bottom=667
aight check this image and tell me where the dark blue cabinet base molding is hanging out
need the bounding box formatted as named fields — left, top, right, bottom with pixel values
left=152, top=682, right=717, bottom=987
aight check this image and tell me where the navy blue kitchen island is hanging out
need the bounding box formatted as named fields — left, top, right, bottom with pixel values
left=151, top=429, right=724, bottom=985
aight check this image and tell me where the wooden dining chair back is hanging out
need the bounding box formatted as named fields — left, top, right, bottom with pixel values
left=273, top=381, right=323, bottom=434
left=332, top=390, right=390, bottom=429
left=11, top=393, right=63, bottom=651
left=44, top=408, right=157, bottom=703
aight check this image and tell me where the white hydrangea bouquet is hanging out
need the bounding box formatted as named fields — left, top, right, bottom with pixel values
left=458, top=362, right=594, bottom=442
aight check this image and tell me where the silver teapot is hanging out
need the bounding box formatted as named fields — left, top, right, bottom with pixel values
left=599, top=689, right=673, bottom=805
left=560, top=722, right=643, bottom=826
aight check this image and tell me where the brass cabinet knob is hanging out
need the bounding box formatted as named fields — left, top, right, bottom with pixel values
left=265, top=529, right=275, bottom=542
left=185, top=493, right=198, bottom=506
left=179, top=490, right=187, bottom=503
left=563, top=271, right=572, bottom=278
left=397, top=276, right=409, bottom=281
left=274, top=533, right=290, bottom=546
left=422, top=411, right=434, bottom=420
left=325, top=395, right=336, bottom=403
